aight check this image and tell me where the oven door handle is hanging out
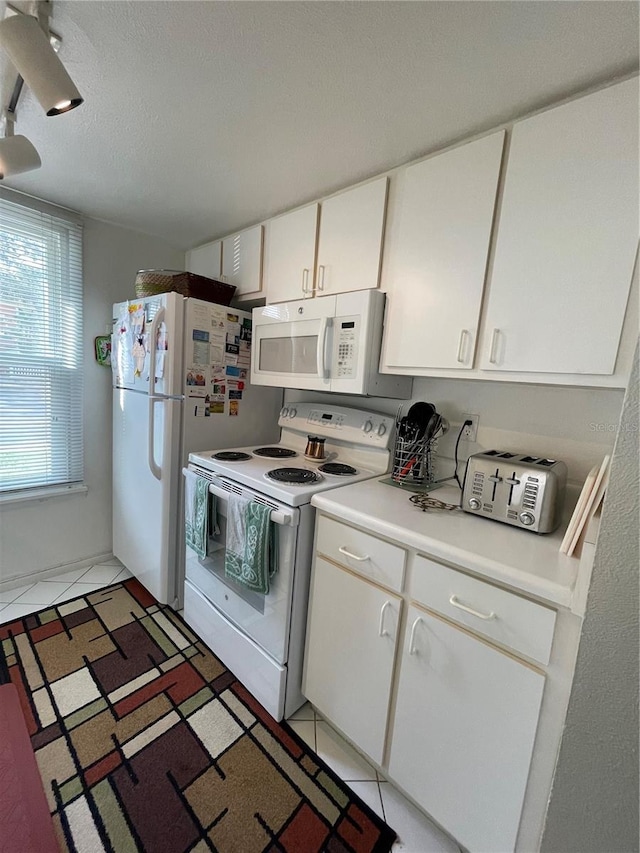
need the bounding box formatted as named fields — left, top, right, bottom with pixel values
left=207, top=483, right=296, bottom=526
left=182, top=469, right=298, bottom=526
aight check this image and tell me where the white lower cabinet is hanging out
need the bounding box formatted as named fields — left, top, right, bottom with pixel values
left=302, top=556, right=401, bottom=765
left=304, top=514, right=554, bottom=852
left=388, top=605, right=545, bottom=853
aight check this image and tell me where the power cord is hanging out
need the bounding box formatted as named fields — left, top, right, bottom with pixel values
left=453, top=419, right=473, bottom=490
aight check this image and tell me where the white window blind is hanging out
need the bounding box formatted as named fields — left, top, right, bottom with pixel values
left=0, top=197, right=83, bottom=494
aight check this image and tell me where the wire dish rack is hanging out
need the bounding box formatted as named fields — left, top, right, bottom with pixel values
left=381, top=405, right=449, bottom=493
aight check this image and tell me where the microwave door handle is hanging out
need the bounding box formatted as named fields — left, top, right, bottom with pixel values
left=316, top=317, right=332, bottom=379
left=206, top=480, right=296, bottom=527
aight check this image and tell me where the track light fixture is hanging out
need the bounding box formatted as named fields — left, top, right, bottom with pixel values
left=0, top=111, right=42, bottom=180
left=0, top=2, right=81, bottom=179
left=0, top=3, right=83, bottom=117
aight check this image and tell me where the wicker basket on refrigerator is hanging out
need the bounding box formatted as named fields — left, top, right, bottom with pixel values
left=135, top=270, right=236, bottom=306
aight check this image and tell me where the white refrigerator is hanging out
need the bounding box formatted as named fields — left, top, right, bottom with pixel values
left=111, top=292, right=283, bottom=607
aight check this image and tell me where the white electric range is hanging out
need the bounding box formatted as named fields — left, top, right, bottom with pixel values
left=183, top=402, right=394, bottom=720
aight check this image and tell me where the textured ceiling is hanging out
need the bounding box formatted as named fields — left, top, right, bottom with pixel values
left=0, top=1, right=638, bottom=249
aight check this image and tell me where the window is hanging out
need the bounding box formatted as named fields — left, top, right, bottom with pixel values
left=0, top=196, right=83, bottom=495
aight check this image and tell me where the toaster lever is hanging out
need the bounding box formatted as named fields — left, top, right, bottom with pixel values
left=505, top=472, right=520, bottom=506
left=488, top=469, right=502, bottom=501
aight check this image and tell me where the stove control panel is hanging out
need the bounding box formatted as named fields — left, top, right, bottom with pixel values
left=279, top=403, right=394, bottom=449
left=307, top=410, right=347, bottom=429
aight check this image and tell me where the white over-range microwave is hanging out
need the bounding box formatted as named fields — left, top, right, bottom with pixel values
left=251, top=289, right=412, bottom=397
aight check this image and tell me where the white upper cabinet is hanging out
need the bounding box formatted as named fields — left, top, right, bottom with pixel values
left=381, top=132, right=505, bottom=370
left=222, top=224, right=264, bottom=298
left=265, top=204, right=319, bottom=303
left=186, top=240, right=222, bottom=279
left=265, top=180, right=389, bottom=303
left=315, top=177, right=389, bottom=296
left=481, top=77, right=639, bottom=375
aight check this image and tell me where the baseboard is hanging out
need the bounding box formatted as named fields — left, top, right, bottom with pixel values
left=0, top=553, right=115, bottom=594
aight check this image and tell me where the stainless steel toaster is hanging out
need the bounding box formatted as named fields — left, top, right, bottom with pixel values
left=462, top=450, right=567, bottom=533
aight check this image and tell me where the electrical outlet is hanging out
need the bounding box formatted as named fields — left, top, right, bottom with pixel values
left=461, top=413, right=479, bottom=442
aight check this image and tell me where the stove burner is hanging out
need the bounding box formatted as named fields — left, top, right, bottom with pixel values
left=212, top=451, right=252, bottom=461
left=319, top=462, right=357, bottom=476
left=266, top=467, right=322, bottom=485
left=254, top=447, right=297, bottom=459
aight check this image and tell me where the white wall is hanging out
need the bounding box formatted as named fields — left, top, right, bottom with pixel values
left=540, top=344, right=639, bottom=852
left=0, top=200, right=183, bottom=584
left=285, top=376, right=624, bottom=485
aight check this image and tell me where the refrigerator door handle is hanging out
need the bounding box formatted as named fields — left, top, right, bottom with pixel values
left=148, top=305, right=166, bottom=396
left=148, top=396, right=162, bottom=480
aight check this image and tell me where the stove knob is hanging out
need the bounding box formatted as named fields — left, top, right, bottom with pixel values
left=363, top=420, right=373, bottom=433
left=281, top=407, right=289, bottom=418
left=519, top=512, right=535, bottom=526
left=289, top=408, right=297, bottom=418
left=377, top=423, right=387, bottom=437
left=468, top=498, right=481, bottom=510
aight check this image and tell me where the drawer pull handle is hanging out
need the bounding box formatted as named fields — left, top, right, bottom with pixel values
left=449, top=595, right=496, bottom=621
left=338, top=546, right=369, bottom=562
left=379, top=600, right=391, bottom=637
left=408, top=616, right=423, bottom=655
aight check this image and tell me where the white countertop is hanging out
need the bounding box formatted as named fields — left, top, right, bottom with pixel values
left=311, top=477, right=586, bottom=609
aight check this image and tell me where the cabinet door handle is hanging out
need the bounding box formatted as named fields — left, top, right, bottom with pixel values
left=456, top=329, right=469, bottom=364
left=489, top=328, right=501, bottom=364
left=317, top=264, right=326, bottom=292
left=302, top=268, right=311, bottom=295
left=449, top=595, right=496, bottom=621
left=379, top=600, right=392, bottom=637
left=408, top=616, right=423, bottom=655
left=338, top=545, right=369, bottom=562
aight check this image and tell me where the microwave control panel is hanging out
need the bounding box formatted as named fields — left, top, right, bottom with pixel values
left=336, top=318, right=359, bottom=377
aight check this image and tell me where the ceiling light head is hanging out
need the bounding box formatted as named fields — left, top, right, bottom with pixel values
left=0, top=134, right=41, bottom=179
left=0, top=13, right=83, bottom=117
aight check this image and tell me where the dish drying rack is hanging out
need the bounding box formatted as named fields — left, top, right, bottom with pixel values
left=384, top=404, right=448, bottom=493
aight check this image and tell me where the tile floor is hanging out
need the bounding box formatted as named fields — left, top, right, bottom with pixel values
left=0, top=559, right=461, bottom=853
left=0, top=558, right=133, bottom=622
left=286, top=703, right=460, bottom=853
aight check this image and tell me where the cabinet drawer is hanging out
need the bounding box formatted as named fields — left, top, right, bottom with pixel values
left=316, top=515, right=405, bottom=592
left=410, top=555, right=556, bottom=665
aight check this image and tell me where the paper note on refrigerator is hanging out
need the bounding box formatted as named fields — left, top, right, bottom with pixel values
left=192, top=329, right=210, bottom=363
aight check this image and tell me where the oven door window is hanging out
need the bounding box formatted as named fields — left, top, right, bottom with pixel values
left=185, top=494, right=298, bottom=665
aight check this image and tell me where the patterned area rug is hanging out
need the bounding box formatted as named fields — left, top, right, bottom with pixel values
left=0, top=578, right=397, bottom=853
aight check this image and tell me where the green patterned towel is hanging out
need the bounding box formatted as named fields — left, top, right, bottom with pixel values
left=184, top=469, right=209, bottom=559
left=225, top=498, right=278, bottom=594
